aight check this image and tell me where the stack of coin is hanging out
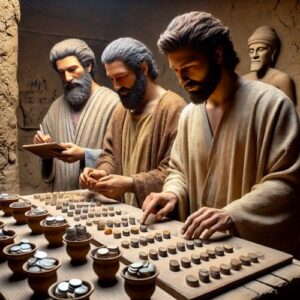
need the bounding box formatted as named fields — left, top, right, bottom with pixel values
left=54, top=279, right=89, bottom=298
left=96, top=245, right=120, bottom=258
left=0, top=229, right=11, bottom=240
left=8, top=239, right=32, bottom=254
left=27, top=251, right=57, bottom=272
left=126, top=261, right=156, bottom=278
left=10, top=201, right=31, bottom=208
left=29, top=207, right=47, bottom=216
left=44, top=215, right=65, bottom=226
left=65, top=225, right=89, bottom=241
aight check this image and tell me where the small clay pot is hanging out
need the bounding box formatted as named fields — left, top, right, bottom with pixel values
left=25, top=210, right=49, bottom=234
left=89, top=248, right=122, bottom=282
left=3, top=242, right=37, bottom=278
left=10, top=202, right=32, bottom=224
left=0, top=194, right=19, bottom=216
left=0, top=221, right=4, bottom=229
left=0, top=229, right=16, bottom=262
left=23, top=258, right=61, bottom=297
left=121, top=266, right=159, bottom=300
left=63, top=233, right=92, bottom=265
left=48, top=280, right=95, bottom=300
left=40, top=220, right=68, bottom=247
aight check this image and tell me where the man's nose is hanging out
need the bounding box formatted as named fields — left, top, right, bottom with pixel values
left=112, top=79, right=121, bottom=91
left=64, top=71, right=73, bottom=82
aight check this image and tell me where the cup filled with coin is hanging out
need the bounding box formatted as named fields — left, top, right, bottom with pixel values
left=0, top=228, right=16, bottom=262
left=89, top=245, right=122, bottom=283
left=40, top=215, right=68, bottom=247
left=0, top=193, right=19, bottom=216
left=23, top=250, right=61, bottom=296
left=63, top=224, right=92, bottom=265
left=48, top=278, right=94, bottom=300
left=3, top=239, right=37, bottom=278
left=10, top=200, right=32, bottom=224
left=25, top=207, right=49, bottom=234
left=121, top=260, right=159, bottom=300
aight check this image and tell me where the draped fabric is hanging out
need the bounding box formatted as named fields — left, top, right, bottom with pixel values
left=41, top=86, right=119, bottom=191
left=96, top=90, right=186, bottom=207
left=163, top=79, right=300, bottom=255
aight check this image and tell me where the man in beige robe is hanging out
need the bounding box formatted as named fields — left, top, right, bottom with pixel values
left=33, top=39, right=119, bottom=191
left=142, top=12, right=300, bottom=256
left=80, top=38, right=186, bottom=207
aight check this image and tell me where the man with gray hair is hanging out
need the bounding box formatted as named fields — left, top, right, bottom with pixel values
left=33, top=38, right=119, bottom=191
left=80, top=37, right=186, bottom=207
left=243, top=26, right=296, bottom=104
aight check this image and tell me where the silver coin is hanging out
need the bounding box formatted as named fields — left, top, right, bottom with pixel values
left=74, top=285, right=88, bottom=296
left=40, top=258, right=56, bottom=269
left=97, top=248, right=109, bottom=257
left=34, top=250, right=47, bottom=259
left=10, top=245, right=20, bottom=253
left=57, top=281, right=69, bottom=292
left=27, top=257, right=38, bottom=266
left=28, top=266, right=41, bottom=272
left=20, top=239, right=30, bottom=244
left=69, top=278, right=82, bottom=288
left=131, top=261, right=144, bottom=269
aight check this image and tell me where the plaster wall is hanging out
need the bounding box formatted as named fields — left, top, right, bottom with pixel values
left=18, top=0, right=300, bottom=194
left=0, top=0, right=20, bottom=194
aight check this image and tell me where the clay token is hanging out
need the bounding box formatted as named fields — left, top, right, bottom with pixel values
left=121, top=240, right=130, bottom=249
left=140, top=224, right=148, bottom=232
left=231, top=258, right=242, bottom=270
left=113, top=229, right=121, bottom=239
left=200, top=252, right=209, bottom=261
left=104, top=227, right=112, bottom=235
left=186, top=240, right=195, bottom=250
left=248, top=252, right=259, bottom=263
left=186, top=274, right=199, bottom=287
left=146, top=234, right=154, bottom=243
left=199, top=268, right=210, bottom=283
left=158, top=246, right=168, bottom=257
left=215, top=246, right=224, bottom=256
left=220, top=263, right=231, bottom=275
left=240, top=255, right=251, bottom=266
left=209, top=266, right=220, bottom=279
left=194, top=239, right=203, bottom=248
left=131, top=226, right=139, bottom=234
left=139, top=251, right=148, bottom=260
left=177, top=241, right=186, bottom=252
left=122, top=228, right=130, bottom=236
left=169, top=259, right=180, bottom=272
left=181, top=257, right=191, bottom=268
left=131, top=238, right=139, bottom=248
left=154, top=232, right=163, bottom=242
left=224, top=244, right=233, bottom=253
left=149, top=249, right=158, bottom=260
left=162, top=230, right=171, bottom=239
left=139, top=236, right=148, bottom=246
left=167, top=244, right=177, bottom=255
left=191, top=253, right=201, bottom=264
left=207, top=249, right=216, bottom=259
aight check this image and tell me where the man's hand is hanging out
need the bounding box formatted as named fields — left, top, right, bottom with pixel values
left=181, top=207, right=233, bottom=240
left=141, top=192, right=178, bottom=224
left=33, top=131, right=52, bottom=144
left=92, top=175, right=134, bottom=199
left=79, top=168, right=107, bottom=189
left=52, top=142, right=84, bottom=163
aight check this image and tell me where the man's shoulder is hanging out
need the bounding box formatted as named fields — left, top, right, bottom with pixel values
left=159, top=90, right=186, bottom=108
left=93, top=86, right=119, bottom=101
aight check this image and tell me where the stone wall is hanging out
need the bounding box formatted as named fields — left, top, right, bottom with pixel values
left=18, top=0, right=300, bottom=194
left=0, top=0, right=20, bottom=194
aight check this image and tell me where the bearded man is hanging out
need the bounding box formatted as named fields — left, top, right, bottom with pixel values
left=141, top=12, right=300, bottom=257
left=80, top=37, right=186, bottom=207
left=33, top=39, right=119, bottom=191
left=243, top=26, right=296, bottom=104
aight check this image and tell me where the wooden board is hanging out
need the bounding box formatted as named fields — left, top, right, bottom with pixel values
left=22, top=142, right=66, bottom=159
left=23, top=191, right=293, bottom=300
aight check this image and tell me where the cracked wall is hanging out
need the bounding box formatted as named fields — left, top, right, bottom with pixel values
left=0, top=0, right=20, bottom=194
left=18, top=0, right=300, bottom=194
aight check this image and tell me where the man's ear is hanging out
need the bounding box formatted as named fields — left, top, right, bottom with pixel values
left=140, top=62, right=148, bottom=75
left=214, top=46, right=223, bottom=64
left=86, top=63, right=92, bottom=73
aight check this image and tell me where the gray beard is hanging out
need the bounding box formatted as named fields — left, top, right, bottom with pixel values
left=63, top=71, right=92, bottom=110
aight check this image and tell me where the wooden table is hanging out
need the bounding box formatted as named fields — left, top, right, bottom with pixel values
left=1, top=192, right=300, bottom=299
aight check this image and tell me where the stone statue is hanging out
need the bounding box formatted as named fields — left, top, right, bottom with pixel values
left=243, top=26, right=296, bottom=104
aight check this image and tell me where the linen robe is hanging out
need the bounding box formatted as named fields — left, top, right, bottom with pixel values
left=41, top=86, right=119, bottom=191
left=163, top=79, right=300, bottom=255
left=96, top=90, right=186, bottom=207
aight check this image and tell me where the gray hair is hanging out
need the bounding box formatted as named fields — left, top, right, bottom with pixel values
left=50, top=38, right=96, bottom=78
left=101, top=37, right=158, bottom=80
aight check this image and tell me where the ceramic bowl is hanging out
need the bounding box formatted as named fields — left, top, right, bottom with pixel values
left=10, top=201, right=32, bottom=224
left=63, top=233, right=92, bottom=265
left=40, top=220, right=68, bottom=247
left=0, top=194, right=19, bottom=216
left=3, top=242, right=37, bottom=278
left=89, top=247, right=122, bottom=282
left=0, top=229, right=16, bottom=262
left=48, top=280, right=94, bottom=300
left=25, top=210, right=49, bottom=234
left=23, top=258, right=61, bottom=296
left=121, top=266, right=159, bottom=300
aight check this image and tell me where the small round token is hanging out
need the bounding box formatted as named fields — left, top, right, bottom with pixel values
left=177, top=242, right=185, bottom=252
left=131, top=226, right=139, bottom=234
left=181, top=257, right=191, bottom=268
left=162, top=230, right=171, bottom=239
left=199, top=268, right=210, bottom=283
left=248, top=252, right=259, bottom=263
left=186, top=274, right=199, bottom=287
left=113, top=229, right=121, bottom=239
left=104, top=227, right=112, bottom=235
left=154, top=232, right=163, bottom=242
left=167, top=244, right=177, bottom=255
left=121, top=240, right=130, bottom=249
left=140, top=224, right=148, bottom=232
left=231, top=258, right=242, bottom=270
left=200, top=252, right=209, bottom=261
left=210, top=266, right=221, bottom=279
left=194, top=239, right=202, bottom=247
left=131, top=238, right=139, bottom=248
left=191, top=253, right=201, bottom=264
left=215, top=246, right=224, bottom=256
left=139, top=236, right=148, bottom=246
left=149, top=249, right=158, bottom=260
left=122, top=228, right=131, bottom=236
left=146, top=234, right=154, bottom=243
left=158, top=246, right=168, bottom=257
left=207, top=249, right=216, bottom=259
left=240, top=255, right=251, bottom=266
left=224, top=244, right=233, bottom=253
left=169, top=259, right=180, bottom=272
left=220, top=263, right=231, bottom=275
left=186, top=240, right=195, bottom=250
left=139, top=251, right=148, bottom=260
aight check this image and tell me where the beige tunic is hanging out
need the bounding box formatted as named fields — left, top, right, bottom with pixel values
left=163, top=79, right=300, bottom=255
left=41, top=86, right=119, bottom=191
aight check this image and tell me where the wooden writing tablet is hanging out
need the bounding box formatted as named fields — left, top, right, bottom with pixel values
left=22, top=142, right=66, bottom=159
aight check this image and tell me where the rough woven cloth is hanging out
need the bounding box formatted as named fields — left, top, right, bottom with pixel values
left=96, top=90, right=186, bottom=207
left=163, top=79, right=300, bottom=256
left=41, top=86, right=119, bottom=191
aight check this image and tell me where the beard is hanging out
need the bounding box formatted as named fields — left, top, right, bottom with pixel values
left=184, top=60, right=222, bottom=105
left=117, top=71, right=147, bottom=111
left=63, top=71, right=92, bottom=110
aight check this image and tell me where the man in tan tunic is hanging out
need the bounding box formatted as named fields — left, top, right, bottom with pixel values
left=142, top=12, right=300, bottom=256
left=243, top=26, right=296, bottom=104
left=80, top=38, right=186, bottom=207
left=33, top=39, right=119, bottom=191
